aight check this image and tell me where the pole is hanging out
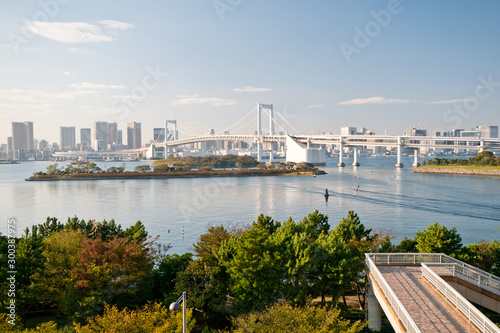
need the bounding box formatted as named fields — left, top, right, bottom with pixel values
left=257, top=104, right=261, bottom=162
left=182, top=291, right=186, bottom=333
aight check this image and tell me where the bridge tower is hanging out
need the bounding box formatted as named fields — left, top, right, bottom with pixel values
left=164, top=120, right=178, bottom=158
left=256, top=103, right=274, bottom=162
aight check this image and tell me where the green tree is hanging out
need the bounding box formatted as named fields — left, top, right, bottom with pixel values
left=31, top=230, right=84, bottom=317
left=415, top=222, right=463, bottom=255
left=46, top=163, right=61, bottom=175
left=134, top=165, right=151, bottom=173
left=152, top=253, right=192, bottom=302
left=459, top=239, right=500, bottom=276
left=175, top=259, right=228, bottom=315
left=219, top=215, right=281, bottom=313
left=227, top=301, right=366, bottom=333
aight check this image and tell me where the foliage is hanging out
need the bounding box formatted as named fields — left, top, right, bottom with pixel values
left=227, top=301, right=366, bottom=333
left=415, top=222, right=463, bottom=255
left=73, top=302, right=195, bottom=333
left=424, top=151, right=499, bottom=167
left=153, top=154, right=258, bottom=169
left=459, top=239, right=500, bottom=276
left=134, top=165, right=151, bottom=173
left=152, top=253, right=192, bottom=302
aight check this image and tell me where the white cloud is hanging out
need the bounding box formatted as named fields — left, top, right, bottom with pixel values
left=0, top=88, right=101, bottom=103
left=24, top=20, right=134, bottom=44
left=338, top=96, right=410, bottom=105
left=63, top=71, right=75, bottom=76
left=171, top=94, right=237, bottom=107
left=70, top=82, right=127, bottom=90
left=100, top=20, right=134, bottom=30
left=233, top=86, right=272, bottom=92
left=26, top=21, right=112, bottom=43
left=430, top=98, right=474, bottom=105
left=308, top=104, right=323, bottom=108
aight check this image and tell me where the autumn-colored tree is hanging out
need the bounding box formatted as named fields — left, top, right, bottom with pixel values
left=74, top=302, right=195, bottom=333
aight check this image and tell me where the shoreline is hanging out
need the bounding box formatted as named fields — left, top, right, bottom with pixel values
left=26, top=169, right=325, bottom=181
left=413, top=166, right=500, bottom=177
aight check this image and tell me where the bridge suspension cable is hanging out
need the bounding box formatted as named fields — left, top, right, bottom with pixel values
left=215, top=106, right=257, bottom=135
left=226, top=115, right=257, bottom=135
left=276, top=111, right=299, bottom=134
left=177, top=124, right=201, bottom=138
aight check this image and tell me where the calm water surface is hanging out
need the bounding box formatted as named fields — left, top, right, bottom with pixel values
left=1, top=156, right=499, bottom=254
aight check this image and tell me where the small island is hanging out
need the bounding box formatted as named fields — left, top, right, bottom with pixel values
left=413, top=151, right=500, bottom=177
left=26, top=155, right=326, bottom=181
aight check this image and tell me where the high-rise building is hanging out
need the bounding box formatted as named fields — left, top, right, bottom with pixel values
left=108, top=122, right=118, bottom=146
left=80, top=128, right=91, bottom=146
left=7, top=137, right=12, bottom=159
left=117, top=130, right=123, bottom=145
left=127, top=122, right=142, bottom=149
left=60, top=126, right=76, bottom=148
left=409, top=127, right=427, bottom=136
left=11, top=121, right=34, bottom=150
left=94, top=121, right=108, bottom=151
left=153, top=128, right=165, bottom=142
left=479, top=125, right=498, bottom=139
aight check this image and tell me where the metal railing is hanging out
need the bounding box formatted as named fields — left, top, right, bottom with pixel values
left=366, top=255, right=421, bottom=333
left=366, top=253, right=500, bottom=297
left=421, top=264, right=500, bottom=333
left=426, top=263, right=500, bottom=296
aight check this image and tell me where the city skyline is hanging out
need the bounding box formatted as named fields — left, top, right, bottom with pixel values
left=1, top=1, right=500, bottom=143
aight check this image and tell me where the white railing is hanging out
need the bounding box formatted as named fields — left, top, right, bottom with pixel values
left=366, top=255, right=422, bottom=333
left=426, top=263, right=500, bottom=296
left=421, top=264, right=500, bottom=333
left=366, top=253, right=500, bottom=297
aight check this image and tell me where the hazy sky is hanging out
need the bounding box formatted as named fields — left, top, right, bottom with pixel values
left=1, top=0, right=499, bottom=144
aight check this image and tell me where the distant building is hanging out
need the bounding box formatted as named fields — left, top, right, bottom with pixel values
left=117, top=130, right=123, bottom=145
left=80, top=128, right=91, bottom=146
left=408, top=127, right=427, bottom=136
left=108, top=122, right=118, bottom=147
left=94, top=121, right=108, bottom=151
left=340, top=126, right=368, bottom=136
left=11, top=121, right=34, bottom=150
left=479, top=125, right=498, bottom=138
left=127, top=122, right=142, bottom=149
left=60, top=126, right=76, bottom=149
left=7, top=137, right=12, bottom=159
left=153, top=128, right=165, bottom=142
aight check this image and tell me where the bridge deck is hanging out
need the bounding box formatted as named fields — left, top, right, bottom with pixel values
left=378, top=266, right=480, bottom=333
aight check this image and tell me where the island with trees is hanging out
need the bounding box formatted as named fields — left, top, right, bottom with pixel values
left=1, top=211, right=499, bottom=332
left=26, top=155, right=325, bottom=181
left=414, top=151, right=500, bottom=177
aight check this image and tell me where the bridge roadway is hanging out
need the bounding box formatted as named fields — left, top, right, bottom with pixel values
left=377, top=266, right=479, bottom=332
left=366, top=253, right=500, bottom=333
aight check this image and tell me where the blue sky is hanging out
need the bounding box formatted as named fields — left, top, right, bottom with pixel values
left=1, top=0, right=499, bottom=144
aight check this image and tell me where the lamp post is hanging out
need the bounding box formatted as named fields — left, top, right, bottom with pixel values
left=169, top=291, right=186, bottom=333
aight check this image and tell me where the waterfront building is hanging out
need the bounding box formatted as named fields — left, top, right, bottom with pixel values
left=127, top=122, right=142, bottom=149
left=80, top=128, right=91, bottom=146
left=94, top=121, right=108, bottom=151
left=60, top=126, right=76, bottom=149
left=11, top=121, right=34, bottom=150
left=108, top=122, right=118, bottom=148
left=117, top=130, right=123, bottom=145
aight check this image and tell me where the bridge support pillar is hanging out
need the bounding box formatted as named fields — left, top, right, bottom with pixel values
left=395, top=136, right=404, bottom=168
left=353, top=147, right=360, bottom=166
left=338, top=137, right=345, bottom=167
left=367, top=283, right=382, bottom=331
left=412, top=149, right=420, bottom=167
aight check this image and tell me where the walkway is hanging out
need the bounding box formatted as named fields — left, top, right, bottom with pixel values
left=378, top=266, right=479, bottom=332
